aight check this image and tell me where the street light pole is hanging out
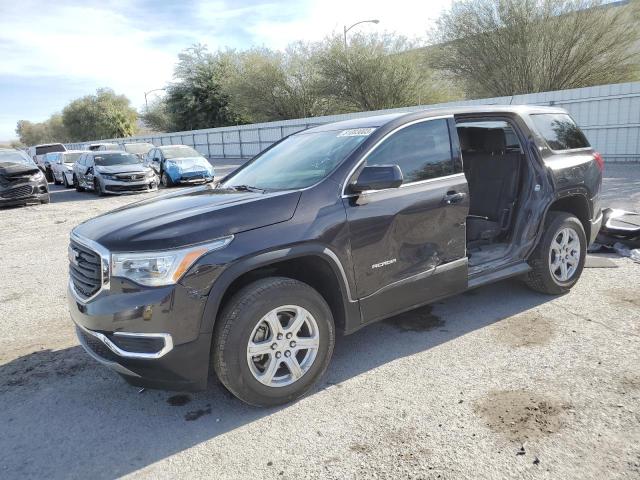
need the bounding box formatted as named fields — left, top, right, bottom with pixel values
left=144, top=88, right=167, bottom=108
left=343, top=19, right=380, bottom=47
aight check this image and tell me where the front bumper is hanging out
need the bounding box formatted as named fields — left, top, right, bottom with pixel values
left=0, top=180, right=48, bottom=206
left=101, top=176, right=158, bottom=195
left=589, top=211, right=603, bottom=245
left=68, top=278, right=211, bottom=391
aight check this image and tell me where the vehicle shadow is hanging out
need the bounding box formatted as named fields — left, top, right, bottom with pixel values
left=0, top=279, right=553, bottom=479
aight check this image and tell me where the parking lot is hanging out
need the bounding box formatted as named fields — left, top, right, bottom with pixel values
left=0, top=163, right=638, bottom=479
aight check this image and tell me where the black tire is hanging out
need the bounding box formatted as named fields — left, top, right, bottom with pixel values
left=40, top=195, right=50, bottom=204
left=63, top=173, right=71, bottom=188
left=46, top=168, right=54, bottom=183
left=94, top=178, right=105, bottom=196
left=74, top=175, right=84, bottom=192
left=525, top=212, right=587, bottom=295
left=161, top=172, right=174, bottom=188
left=213, top=277, right=335, bottom=407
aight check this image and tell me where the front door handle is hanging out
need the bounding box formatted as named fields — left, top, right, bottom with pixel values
left=444, top=191, right=466, bottom=204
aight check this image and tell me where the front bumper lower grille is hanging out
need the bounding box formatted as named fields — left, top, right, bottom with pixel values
left=0, top=184, right=33, bottom=199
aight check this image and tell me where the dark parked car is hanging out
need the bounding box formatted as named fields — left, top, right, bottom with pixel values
left=68, top=106, right=602, bottom=406
left=72, top=151, right=158, bottom=195
left=0, top=148, right=49, bottom=206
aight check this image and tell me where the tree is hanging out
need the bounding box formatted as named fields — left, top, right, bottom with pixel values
left=62, top=88, right=137, bottom=141
left=140, top=97, right=174, bottom=132
left=223, top=43, right=328, bottom=122
left=15, top=114, right=70, bottom=145
left=432, top=0, right=640, bottom=97
left=164, top=45, right=244, bottom=130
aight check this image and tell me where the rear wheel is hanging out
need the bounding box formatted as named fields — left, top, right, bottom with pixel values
left=525, top=212, right=586, bottom=294
left=63, top=173, right=71, bottom=188
left=213, top=277, right=335, bottom=407
left=46, top=168, right=55, bottom=183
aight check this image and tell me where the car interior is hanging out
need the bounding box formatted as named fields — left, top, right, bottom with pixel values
left=457, top=120, right=526, bottom=267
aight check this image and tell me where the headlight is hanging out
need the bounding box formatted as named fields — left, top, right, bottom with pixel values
left=31, top=170, right=44, bottom=180
left=101, top=173, right=116, bottom=180
left=145, top=170, right=156, bottom=178
left=111, top=236, right=233, bottom=286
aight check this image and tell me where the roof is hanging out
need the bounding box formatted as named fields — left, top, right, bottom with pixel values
left=305, top=104, right=566, bottom=133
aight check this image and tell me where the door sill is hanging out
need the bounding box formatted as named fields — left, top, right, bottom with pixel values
left=467, top=262, right=530, bottom=290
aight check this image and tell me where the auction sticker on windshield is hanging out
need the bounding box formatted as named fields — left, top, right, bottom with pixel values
left=337, top=128, right=375, bottom=137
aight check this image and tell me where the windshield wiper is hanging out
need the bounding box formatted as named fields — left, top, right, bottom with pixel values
left=229, top=184, right=266, bottom=193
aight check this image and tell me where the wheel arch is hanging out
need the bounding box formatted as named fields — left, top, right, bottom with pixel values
left=545, top=192, right=591, bottom=240
left=200, top=246, right=361, bottom=338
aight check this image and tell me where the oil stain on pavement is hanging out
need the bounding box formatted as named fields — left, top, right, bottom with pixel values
left=474, top=390, right=569, bottom=442
left=491, top=312, right=553, bottom=348
left=185, top=405, right=212, bottom=421
left=166, top=394, right=192, bottom=406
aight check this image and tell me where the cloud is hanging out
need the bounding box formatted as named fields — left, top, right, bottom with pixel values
left=0, top=0, right=452, bottom=139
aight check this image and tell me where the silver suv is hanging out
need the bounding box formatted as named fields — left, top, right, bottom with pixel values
left=72, top=151, right=158, bottom=196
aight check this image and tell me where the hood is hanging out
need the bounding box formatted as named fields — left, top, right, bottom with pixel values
left=95, top=164, right=150, bottom=175
left=0, top=162, right=41, bottom=177
left=167, top=157, right=213, bottom=171
left=73, top=185, right=301, bottom=251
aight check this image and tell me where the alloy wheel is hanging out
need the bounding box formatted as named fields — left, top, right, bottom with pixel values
left=246, top=305, right=320, bottom=387
left=548, top=226, right=581, bottom=282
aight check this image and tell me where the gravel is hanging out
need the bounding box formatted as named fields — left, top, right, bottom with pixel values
left=0, top=165, right=639, bottom=480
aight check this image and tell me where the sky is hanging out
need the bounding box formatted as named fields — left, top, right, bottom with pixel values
left=0, top=0, right=453, bottom=140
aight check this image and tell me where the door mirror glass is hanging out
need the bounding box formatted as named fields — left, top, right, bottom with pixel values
left=350, top=165, right=403, bottom=193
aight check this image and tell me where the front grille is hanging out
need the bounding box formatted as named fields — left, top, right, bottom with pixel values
left=115, top=173, right=146, bottom=182
left=69, top=240, right=102, bottom=300
left=0, top=184, right=33, bottom=199
left=105, top=184, right=150, bottom=192
left=77, top=328, right=120, bottom=362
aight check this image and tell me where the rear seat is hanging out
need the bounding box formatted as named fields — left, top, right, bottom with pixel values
left=459, top=127, right=521, bottom=242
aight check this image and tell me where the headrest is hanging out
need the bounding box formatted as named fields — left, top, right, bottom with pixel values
left=457, top=127, right=485, bottom=151
left=483, top=128, right=506, bottom=152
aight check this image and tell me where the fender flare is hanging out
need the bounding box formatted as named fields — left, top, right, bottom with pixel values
left=199, top=244, right=360, bottom=335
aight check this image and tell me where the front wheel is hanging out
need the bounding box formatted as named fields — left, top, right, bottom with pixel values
left=525, top=212, right=586, bottom=295
left=161, top=172, right=174, bottom=188
left=94, top=179, right=105, bottom=196
left=74, top=175, right=84, bottom=192
left=213, top=277, right=335, bottom=407
left=63, top=173, right=71, bottom=188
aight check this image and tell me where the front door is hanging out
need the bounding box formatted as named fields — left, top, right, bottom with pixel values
left=344, top=117, right=470, bottom=323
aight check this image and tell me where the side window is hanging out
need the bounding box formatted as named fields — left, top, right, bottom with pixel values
left=366, top=119, right=454, bottom=183
left=530, top=113, right=590, bottom=150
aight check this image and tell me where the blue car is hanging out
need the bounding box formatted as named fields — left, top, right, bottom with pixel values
left=146, top=145, right=215, bottom=187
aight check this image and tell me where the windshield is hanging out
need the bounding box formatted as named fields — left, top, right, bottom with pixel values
left=124, top=143, right=154, bottom=155
left=94, top=153, right=140, bottom=166
left=0, top=150, right=36, bottom=167
left=63, top=152, right=82, bottom=163
left=221, top=129, right=373, bottom=190
left=161, top=146, right=201, bottom=159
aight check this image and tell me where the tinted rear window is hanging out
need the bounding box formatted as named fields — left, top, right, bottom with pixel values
left=530, top=114, right=590, bottom=150
left=35, top=144, right=66, bottom=155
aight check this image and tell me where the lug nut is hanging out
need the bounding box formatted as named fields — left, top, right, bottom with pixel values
left=290, top=341, right=296, bottom=348
left=277, top=333, right=283, bottom=340
left=286, top=332, right=292, bottom=339
left=271, top=343, right=278, bottom=350
left=284, top=351, right=291, bottom=357
left=275, top=352, right=282, bottom=358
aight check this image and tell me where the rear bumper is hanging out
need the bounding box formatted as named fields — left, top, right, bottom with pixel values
left=590, top=211, right=603, bottom=245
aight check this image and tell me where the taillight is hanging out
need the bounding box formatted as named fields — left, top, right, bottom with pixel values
left=593, top=151, right=604, bottom=172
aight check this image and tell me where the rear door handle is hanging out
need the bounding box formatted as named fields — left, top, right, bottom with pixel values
left=444, top=191, right=466, bottom=204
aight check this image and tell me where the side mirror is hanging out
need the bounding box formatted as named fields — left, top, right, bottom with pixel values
left=350, top=165, right=403, bottom=193
left=153, top=157, right=160, bottom=163
left=85, top=167, right=92, bottom=175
